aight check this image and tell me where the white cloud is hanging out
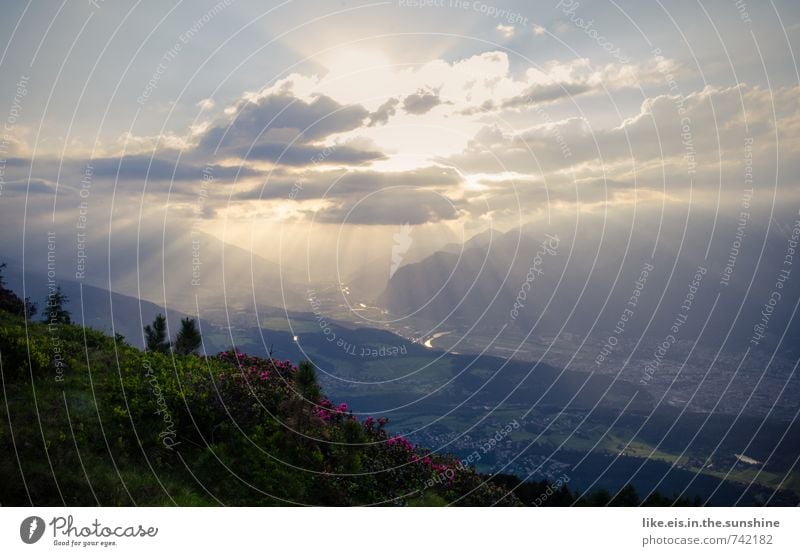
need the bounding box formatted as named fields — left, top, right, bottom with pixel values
left=496, top=24, right=515, bottom=39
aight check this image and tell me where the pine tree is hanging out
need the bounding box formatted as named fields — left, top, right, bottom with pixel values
left=174, top=317, right=201, bottom=355
left=24, top=297, right=37, bottom=319
left=296, top=360, right=320, bottom=401
left=42, top=285, right=71, bottom=324
left=144, top=313, right=169, bottom=353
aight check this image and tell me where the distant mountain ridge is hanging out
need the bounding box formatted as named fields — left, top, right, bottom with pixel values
left=378, top=210, right=800, bottom=353
left=0, top=223, right=306, bottom=317
left=1, top=260, right=212, bottom=350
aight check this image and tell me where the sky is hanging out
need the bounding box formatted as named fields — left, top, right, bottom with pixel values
left=1, top=0, right=799, bottom=284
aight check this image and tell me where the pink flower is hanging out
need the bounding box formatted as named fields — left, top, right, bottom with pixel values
left=387, top=435, right=413, bottom=451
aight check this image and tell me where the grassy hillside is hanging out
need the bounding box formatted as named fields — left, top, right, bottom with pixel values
left=0, top=306, right=519, bottom=506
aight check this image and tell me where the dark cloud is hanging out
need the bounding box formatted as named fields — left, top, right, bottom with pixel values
left=312, top=188, right=460, bottom=225
left=0, top=179, right=57, bottom=195
left=91, top=155, right=259, bottom=181
left=458, top=84, right=592, bottom=116
left=368, top=98, right=400, bottom=126
left=402, top=89, right=444, bottom=115
left=246, top=142, right=384, bottom=165
left=4, top=90, right=388, bottom=209
left=197, top=91, right=371, bottom=160
left=501, top=82, right=593, bottom=109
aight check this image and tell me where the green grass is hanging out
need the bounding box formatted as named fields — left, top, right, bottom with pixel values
left=0, top=308, right=517, bottom=506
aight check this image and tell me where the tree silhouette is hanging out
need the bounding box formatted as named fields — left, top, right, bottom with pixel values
left=610, top=484, right=640, bottom=506
left=42, top=285, right=71, bottom=324
left=144, top=313, right=169, bottom=353
left=0, top=263, right=25, bottom=317
left=174, top=317, right=201, bottom=355
left=585, top=488, right=611, bottom=506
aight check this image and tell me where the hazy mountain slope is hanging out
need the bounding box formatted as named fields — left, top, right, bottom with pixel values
left=1, top=261, right=219, bottom=350
left=0, top=222, right=306, bottom=317
left=379, top=209, right=800, bottom=353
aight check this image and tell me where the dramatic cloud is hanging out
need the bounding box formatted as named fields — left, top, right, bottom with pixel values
left=447, top=83, right=800, bottom=194
left=196, top=90, right=373, bottom=162
left=4, top=36, right=796, bottom=237
left=0, top=0, right=798, bottom=304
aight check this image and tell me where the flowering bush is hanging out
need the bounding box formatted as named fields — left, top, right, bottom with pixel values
left=200, top=350, right=514, bottom=504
